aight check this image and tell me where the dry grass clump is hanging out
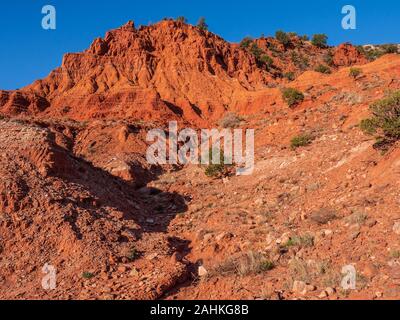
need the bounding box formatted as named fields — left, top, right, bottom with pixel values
left=210, top=251, right=275, bottom=277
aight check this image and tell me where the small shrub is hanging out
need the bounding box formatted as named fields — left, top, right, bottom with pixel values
left=219, top=112, right=242, bottom=128
left=259, top=260, right=275, bottom=272
left=390, top=250, right=400, bottom=259
left=359, top=91, right=400, bottom=151
left=323, top=51, right=334, bottom=66
left=291, top=52, right=309, bottom=70
left=288, top=259, right=340, bottom=288
left=197, top=17, right=208, bottom=31
left=282, top=88, right=304, bottom=108
left=296, top=234, right=315, bottom=247
left=259, top=54, right=274, bottom=69
left=290, top=133, right=314, bottom=149
left=314, top=64, right=331, bottom=74
left=204, top=148, right=231, bottom=178
left=311, top=34, right=328, bottom=48
left=240, top=37, right=253, bottom=49
left=176, top=16, right=187, bottom=23
left=205, top=163, right=225, bottom=177
left=300, top=35, right=309, bottom=41
left=345, top=212, right=368, bottom=225
left=127, top=247, right=140, bottom=261
left=275, top=30, right=291, bottom=47
left=249, top=43, right=263, bottom=61
left=349, top=67, right=362, bottom=79
left=284, top=238, right=296, bottom=247
left=357, top=46, right=383, bottom=61
left=359, top=118, right=378, bottom=135
left=82, top=271, right=95, bottom=279
left=284, top=72, right=295, bottom=81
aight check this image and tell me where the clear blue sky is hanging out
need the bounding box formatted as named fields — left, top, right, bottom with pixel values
left=0, top=0, right=399, bottom=90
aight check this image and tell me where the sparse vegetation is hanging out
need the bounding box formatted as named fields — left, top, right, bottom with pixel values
left=284, top=234, right=315, bottom=248
left=291, top=52, right=309, bottom=70
left=241, top=42, right=274, bottom=69
left=82, top=271, right=95, bottom=279
left=284, top=72, right=295, bottom=81
left=211, top=251, right=274, bottom=277
left=314, top=64, right=331, bottom=74
left=300, top=35, right=309, bottom=41
left=219, top=112, right=242, bottom=128
left=349, top=67, right=362, bottom=79
left=259, top=260, right=275, bottom=272
left=249, top=43, right=263, bottom=61
left=357, top=46, right=382, bottom=61
left=381, top=44, right=398, bottom=54
left=288, top=259, right=340, bottom=288
left=345, top=212, right=368, bottom=225
left=323, top=51, right=334, bottom=66
left=205, top=163, right=226, bottom=177
left=359, top=91, right=400, bottom=151
left=204, top=148, right=231, bottom=178
left=357, top=44, right=399, bottom=61
left=282, top=88, right=304, bottom=108
left=275, top=30, right=291, bottom=47
left=311, top=34, right=328, bottom=48
left=259, top=54, right=274, bottom=69
left=290, top=133, right=314, bottom=149
left=240, top=37, right=253, bottom=49
left=127, top=246, right=140, bottom=261
left=390, top=250, right=400, bottom=259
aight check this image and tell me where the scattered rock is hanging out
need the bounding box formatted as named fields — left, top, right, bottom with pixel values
left=349, top=230, right=361, bottom=240
left=198, top=266, right=208, bottom=277
left=366, top=219, right=377, bottom=228
left=306, top=183, right=320, bottom=192
left=363, top=264, right=378, bottom=278
left=129, top=268, right=139, bottom=277
left=117, top=265, right=128, bottom=273
left=325, top=287, right=336, bottom=295
left=393, top=222, right=400, bottom=235
left=215, top=232, right=233, bottom=242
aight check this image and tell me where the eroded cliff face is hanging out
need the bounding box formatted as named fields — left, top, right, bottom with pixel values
left=0, top=20, right=367, bottom=126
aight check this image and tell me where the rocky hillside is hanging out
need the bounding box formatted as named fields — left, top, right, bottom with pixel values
left=0, top=20, right=366, bottom=125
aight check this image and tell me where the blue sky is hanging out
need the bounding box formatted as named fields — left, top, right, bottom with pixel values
left=0, top=0, right=399, bottom=90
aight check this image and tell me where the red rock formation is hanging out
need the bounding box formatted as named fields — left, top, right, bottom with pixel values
left=0, top=20, right=274, bottom=125
left=333, top=42, right=368, bottom=66
left=0, top=21, right=370, bottom=126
